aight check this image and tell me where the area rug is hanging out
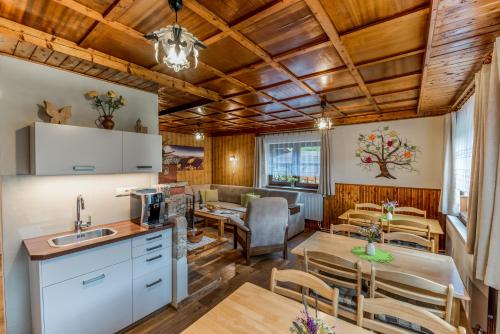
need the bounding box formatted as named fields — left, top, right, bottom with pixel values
left=187, top=236, right=217, bottom=252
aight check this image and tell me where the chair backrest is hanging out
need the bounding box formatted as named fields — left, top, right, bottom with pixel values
left=347, top=212, right=379, bottom=227
left=369, top=266, right=454, bottom=322
left=355, top=203, right=383, bottom=213
left=382, top=232, right=435, bottom=253
left=357, top=297, right=465, bottom=334
left=394, top=206, right=427, bottom=218
left=387, top=219, right=431, bottom=240
left=246, top=197, right=288, bottom=247
left=270, top=268, right=339, bottom=316
left=304, top=250, right=362, bottom=319
left=330, top=223, right=362, bottom=237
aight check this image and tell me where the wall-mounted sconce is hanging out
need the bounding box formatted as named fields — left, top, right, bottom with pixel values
left=229, top=155, right=237, bottom=162
left=229, top=155, right=237, bottom=175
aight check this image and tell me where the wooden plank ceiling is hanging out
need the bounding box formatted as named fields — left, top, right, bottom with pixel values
left=0, top=0, right=498, bottom=135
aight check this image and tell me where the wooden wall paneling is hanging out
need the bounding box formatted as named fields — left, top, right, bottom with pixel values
left=212, top=133, right=255, bottom=186
left=323, top=183, right=444, bottom=248
left=161, top=132, right=213, bottom=185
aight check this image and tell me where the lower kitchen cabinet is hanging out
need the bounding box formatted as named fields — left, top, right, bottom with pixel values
left=133, top=266, right=172, bottom=322
left=28, top=229, right=173, bottom=334
left=42, top=260, right=132, bottom=334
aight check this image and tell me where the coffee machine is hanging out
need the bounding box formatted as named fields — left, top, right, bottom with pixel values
left=130, top=188, right=168, bottom=228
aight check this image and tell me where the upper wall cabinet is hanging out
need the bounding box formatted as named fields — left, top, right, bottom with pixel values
left=123, top=132, right=162, bottom=173
left=30, top=123, right=161, bottom=175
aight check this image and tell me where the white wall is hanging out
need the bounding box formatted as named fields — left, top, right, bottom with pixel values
left=0, top=55, right=158, bottom=175
left=332, top=116, right=444, bottom=189
left=0, top=55, right=159, bottom=334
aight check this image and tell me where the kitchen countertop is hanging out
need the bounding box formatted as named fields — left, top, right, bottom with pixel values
left=23, top=220, right=175, bottom=261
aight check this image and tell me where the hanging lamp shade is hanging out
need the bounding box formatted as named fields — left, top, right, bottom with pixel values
left=145, top=0, right=206, bottom=72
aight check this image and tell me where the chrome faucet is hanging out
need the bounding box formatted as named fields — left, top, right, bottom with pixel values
left=75, top=194, right=91, bottom=233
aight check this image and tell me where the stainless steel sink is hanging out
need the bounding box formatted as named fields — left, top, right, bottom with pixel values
left=48, top=228, right=117, bottom=247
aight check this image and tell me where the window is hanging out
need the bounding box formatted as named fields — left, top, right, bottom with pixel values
left=267, top=141, right=320, bottom=189
left=454, top=95, right=475, bottom=222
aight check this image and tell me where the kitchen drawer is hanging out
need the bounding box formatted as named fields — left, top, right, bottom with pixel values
left=41, top=240, right=131, bottom=287
left=132, top=229, right=171, bottom=248
left=132, top=239, right=170, bottom=259
left=133, top=247, right=171, bottom=279
left=42, top=260, right=132, bottom=334
left=133, top=266, right=172, bottom=322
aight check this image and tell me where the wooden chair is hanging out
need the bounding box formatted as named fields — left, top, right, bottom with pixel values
left=347, top=212, right=379, bottom=228
left=330, top=223, right=363, bottom=238
left=304, top=249, right=362, bottom=321
left=270, top=268, right=339, bottom=316
left=355, top=203, right=383, bottom=213
left=387, top=219, right=431, bottom=240
left=394, top=206, right=427, bottom=218
left=382, top=232, right=435, bottom=253
left=357, top=297, right=465, bottom=334
left=369, top=266, right=454, bottom=322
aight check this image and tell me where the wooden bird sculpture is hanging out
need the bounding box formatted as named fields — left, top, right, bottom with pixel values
left=43, top=100, right=72, bottom=124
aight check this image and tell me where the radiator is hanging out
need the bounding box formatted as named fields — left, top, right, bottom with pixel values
left=300, top=192, right=323, bottom=221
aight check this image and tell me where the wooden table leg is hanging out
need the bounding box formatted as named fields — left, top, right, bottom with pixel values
left=219, top=219, right=224, bottom=237
left=450, top=298, right=461, bottom=326
left=433, top=233, right=440, bottom=253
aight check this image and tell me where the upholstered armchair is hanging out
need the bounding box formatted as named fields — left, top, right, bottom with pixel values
left=230, top=197, right=289, bottom=265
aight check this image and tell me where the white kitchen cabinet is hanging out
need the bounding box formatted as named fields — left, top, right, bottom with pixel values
left=42, top=260, right=132, bottom=334
left=29, top=230, right=174, bottom=334
left=30, top=122, right=123, bottom=175
left=122, top=131, right=162, bottom=173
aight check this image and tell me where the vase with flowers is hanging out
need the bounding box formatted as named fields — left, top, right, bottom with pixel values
left=382, top=200, right=398, bottom=220
left=290, top=293, right=335, bottom=334
left=86, top=90, right=126, bottom=130
left=358, top=224, right=381, bottom=256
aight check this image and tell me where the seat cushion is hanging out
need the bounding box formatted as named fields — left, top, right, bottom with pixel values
left=211, top=184, right=254, bottom=204
left=375, top=315, right=432, bottom=334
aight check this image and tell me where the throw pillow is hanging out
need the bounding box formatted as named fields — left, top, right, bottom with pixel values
left=201, top=189, right=218, bottom=203
left=243, top=193, right=260, bottom=207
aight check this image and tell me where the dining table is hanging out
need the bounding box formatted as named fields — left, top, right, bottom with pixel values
left=291, top=232, right=470, bottom=326
left=338, top=209, right=444, bottom=252
left=182, top=282, right=372, bottom=334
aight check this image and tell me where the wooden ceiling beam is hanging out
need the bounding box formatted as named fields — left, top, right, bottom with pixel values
left=183, top=0, right=317, bottom=96
left=0, top=17, right=221, bottom=101
left=417, top=0, right=440, bottom=113
left=356, top=48, right=426, bottom=68
left=304, top=0, right=381, bottom=113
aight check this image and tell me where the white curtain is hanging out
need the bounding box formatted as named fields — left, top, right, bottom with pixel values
left=253, top=136, right=266, bottom=188
left=466, top=38, right=500, bottom=290
left=318, top=129, right=335, bottom=196
left=440, top=112, right=458, bottom=215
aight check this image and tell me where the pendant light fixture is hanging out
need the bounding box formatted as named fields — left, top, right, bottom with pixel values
left=193, top=123, right=204, bottom=141
left=145, top=0, right=206, bottom=72
left=315, top=97, right=333, bottom=130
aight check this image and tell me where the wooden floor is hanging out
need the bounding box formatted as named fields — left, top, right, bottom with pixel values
left=123, top=229, right=314, bottom=334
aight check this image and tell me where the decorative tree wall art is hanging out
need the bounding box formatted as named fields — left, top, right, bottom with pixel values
left=355, top=126, right=419, bottom=179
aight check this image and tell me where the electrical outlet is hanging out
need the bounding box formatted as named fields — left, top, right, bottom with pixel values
left=115, top=186, right=138, bottom=197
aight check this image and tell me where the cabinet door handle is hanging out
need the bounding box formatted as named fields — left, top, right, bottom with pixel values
left=82, top=273, right=105, bottom=285
left=73, top=165, right=96, bottom=172
left=146, top=234, right=162, bottom=241
left=146, top=254, right=162, bottom=262
left=137, top=165, right=153, bottom=169
left=146, top=244, right=162, bottom=252
left=146, top=278, right=163, bottom=288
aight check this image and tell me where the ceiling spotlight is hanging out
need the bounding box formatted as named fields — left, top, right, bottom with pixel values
left=145, top=0, right=206, bottom=72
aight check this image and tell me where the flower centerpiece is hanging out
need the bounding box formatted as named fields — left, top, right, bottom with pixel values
left=86, top=90, right=126, bottom=130
left=382, top=200, right=398, bottom=220
left=290, top=295, right=335, bottom=334
left=358, top=224, right=381, bottom=256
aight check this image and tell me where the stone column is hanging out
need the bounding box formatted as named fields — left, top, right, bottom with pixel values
left=169, top=214, right=188, bottom=308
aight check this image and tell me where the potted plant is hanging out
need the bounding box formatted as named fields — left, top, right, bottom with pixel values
left=358, top=224, right=381, bottom=256
left=86, top=90, right=126, bottom=130
left=382, top=200, right=398, bottom=220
